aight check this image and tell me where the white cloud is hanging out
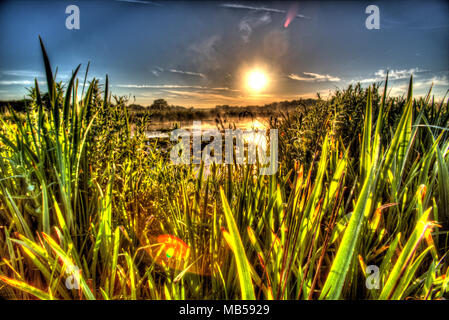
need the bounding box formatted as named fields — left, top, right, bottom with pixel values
left=356, top=68, right=427, bottom=83
left=380, top=75, right=448, bottom=97
left=115, top=84, right=237, bottom=92
left=424, top=75, right=449, bottom=87
left=188, top=35, right=222, bottom=71
left=151, top=67, right=163, bottom=77
left=117, top=84, right=205, bottom=89
left=239, top=13, right=271, bottom=43
left=163, top=90, right=240, bottom=102
left=115, top=0, right=162, bottom=6
left=0, top=80, right=34, bottom=85
left=169, top=69, right=205, bottom=78
left=288, top=72, right=341, bottom=82
left=2, top=70, right=43, bottom=78
left=220, top=3, right=310, bottom=19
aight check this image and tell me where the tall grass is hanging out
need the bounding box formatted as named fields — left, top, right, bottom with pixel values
left=0, top=38, right=448, bottom=300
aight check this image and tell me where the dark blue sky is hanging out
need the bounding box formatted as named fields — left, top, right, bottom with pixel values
left=0, top=0, right=448, bottom=107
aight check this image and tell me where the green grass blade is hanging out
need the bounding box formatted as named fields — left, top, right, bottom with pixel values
left=220, top=187, right=255, bottom=300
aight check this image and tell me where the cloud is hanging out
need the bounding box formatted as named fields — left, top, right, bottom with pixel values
left=413, top=75, right=449, bottom=89
left=116, top=84, right=238, bottom=92
left=369, top=74, right=448, bottom=97
left=239, top=12, right=271, bottom=43
left=117, top=84, right=206, bottom=89
left=1, top=69, right=73, bottom=80
left=0, top=80, right=34, bottom=85
left=151, top=67, right=163, bottom=77
left=2, top=70, right=44, bottom=78
left=115, top=0, right=162, bottom=6
left=188, top=35, right=222, bottom=71
left=169, top=69, right=206, bottom=78
left=221, top=3, right=310, bottom=19
left=163, top=90, right=240, bottom=102
left=375, top=68, right=426, bottom=80
left=428, top=75, right=449, bottom=87
left=355, top=68, right=427, bottom=83
left=223, top=2, right=310, bottom=43
left=288, top=72, right=341, bottom=82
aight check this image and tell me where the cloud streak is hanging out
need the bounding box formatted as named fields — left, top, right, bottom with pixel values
left=163, top=90, right=240, bottom=102
left=115, top=0, right=162, bottom=6
left=239, top=12, right=271, bottom=43
left=355, top=68, right=427, bottom=83
left=2, top=70, right=44, bottom=78
left=116, top=84, right=238, bottom=91
left=221, top=3, right=310, bottom=19
left=151, top=67, right=163, bottom=77
left=288, top=72, right=341, bottom=82
left=169, top=69, right=206, bottom=78
left=0, top=80, right=34, bottom=85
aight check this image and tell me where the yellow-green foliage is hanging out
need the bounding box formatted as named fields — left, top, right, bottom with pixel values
left=0, top=38, right=448, bottom=300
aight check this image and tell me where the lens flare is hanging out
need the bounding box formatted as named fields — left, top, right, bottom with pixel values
left=284, top=3, right=299, bottom=28
left=156, top=234, right=190, bottom=261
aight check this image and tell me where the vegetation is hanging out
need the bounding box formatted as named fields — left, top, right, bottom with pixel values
left=0, top=38, right=448, bottom=300
left=126, top=98, right=306, bottom=124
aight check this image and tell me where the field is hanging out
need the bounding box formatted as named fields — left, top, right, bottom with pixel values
left=0, top=38, right=448, bottom=300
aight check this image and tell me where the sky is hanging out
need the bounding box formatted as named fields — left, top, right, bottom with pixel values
left=0, top=0, right=448, bottom=108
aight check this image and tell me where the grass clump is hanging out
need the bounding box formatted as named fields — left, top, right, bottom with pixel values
left=0, top=38, right=448, bottom=300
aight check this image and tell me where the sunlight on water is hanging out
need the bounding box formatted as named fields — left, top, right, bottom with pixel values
left=145, top=117, right=269, bottom=150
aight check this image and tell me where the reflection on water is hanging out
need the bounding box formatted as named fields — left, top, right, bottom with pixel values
left=146, top=117, right=270, bottom=150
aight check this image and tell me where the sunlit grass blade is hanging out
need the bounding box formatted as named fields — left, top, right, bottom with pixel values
left=0, top=275, right=54, bottom=300
left=220, top=187, right=255, bottom=300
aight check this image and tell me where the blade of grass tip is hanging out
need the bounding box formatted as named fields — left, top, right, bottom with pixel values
left=100, top=288, right=110, bottom=300
left=379, top=207, right=433, bottom=299
left=360, top=86, right=372, bottom=182
left=397, top=76, right=413, bottom=169
left=435, top=146, right=449, bottom=224
left=42, top=181, right=50, bottom=235
left=109, top=226, right=120, bottom=297
left=124, top=253, right=136, bottom=300
left=81, top=61, right=90, bottom=98
left=38, top=36, right=54, bottom=103
left=4, top=189, right=33, bottom=239
left=391, top=247, right=432, bottom=300
left=63, top=64, right=81, bottom=125
left=42, top=233, right=95, bottom=300
left=320, top=161, right=376, bottom=300
left=103, top=75, right=109, bottom=108
left=379, top=233, right=401, bottom=283
left=34, top=78, right=45, bottom=133
left=376, top=76, right=413, bottom=197
left=18, top=245, right=72, bottom=300
left=0, top=275, right=54, bottom=300
left=372, top=72, right=388, bottom=162
left=220, top=187, right=255, bottom=300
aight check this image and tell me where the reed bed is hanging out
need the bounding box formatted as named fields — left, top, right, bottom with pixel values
left=0, top=38, right=448, bottom=300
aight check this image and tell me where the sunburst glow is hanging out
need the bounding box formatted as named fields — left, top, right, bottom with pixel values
left=247, top=70, right=268, bottom=92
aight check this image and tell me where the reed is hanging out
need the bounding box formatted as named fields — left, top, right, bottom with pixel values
left=0, top=38, right=448, bottom=300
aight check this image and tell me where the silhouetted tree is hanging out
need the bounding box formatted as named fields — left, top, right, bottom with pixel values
left=150, top=99, right=169, bottom=110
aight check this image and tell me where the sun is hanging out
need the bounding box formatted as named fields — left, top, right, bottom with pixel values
left=247, top=70, right=268, bottom=92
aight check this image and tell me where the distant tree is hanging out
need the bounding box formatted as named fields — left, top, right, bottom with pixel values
left=128, top=104, right=146, bottom=111
left=150, top=99, right=169, bottom=110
